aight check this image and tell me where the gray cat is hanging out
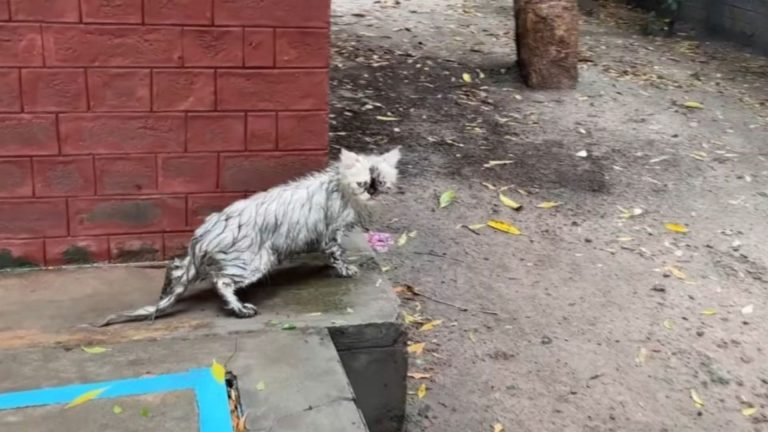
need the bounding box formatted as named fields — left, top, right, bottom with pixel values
left=97, top=147, right=401, bottom=326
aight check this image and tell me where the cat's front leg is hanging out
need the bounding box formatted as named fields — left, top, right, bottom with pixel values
left=324, top=230, right=358, bottom=277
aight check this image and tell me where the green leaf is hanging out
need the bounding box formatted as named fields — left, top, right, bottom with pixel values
left=140, top=407, right=150, bottom=418
left=112, top=404, right=123, bottom=415
left=81, top=346, right=110, bottom=354
left=256, top=380, right=266, bottom=391
left=281, top=323, right=297, bottom=330
left=66, top=388, right=108, bottom=409
left=439, top=190, right=456, bottom=208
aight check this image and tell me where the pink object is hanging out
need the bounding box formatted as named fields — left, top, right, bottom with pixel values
left=366, top=232, right=394, bottom=253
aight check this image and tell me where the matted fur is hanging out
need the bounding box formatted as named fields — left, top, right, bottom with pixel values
left=97, top=148, right=401, bottom=326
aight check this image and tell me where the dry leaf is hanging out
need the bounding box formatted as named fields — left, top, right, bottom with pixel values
left=407, top=372, right=432, bottom=379
left=741, top=406, right=758, bottom=416
left=635, top=347, right=648, bottom=365
left=393, top=284, right=417, bottom=296
left=690, top=389, right=705, bottom=408
left=617, top=236, right=634, bottom=242
left=403, top=312, right=419, bottom=324
left=407, top=342, right=426, bottom=355
left=663, top=319, right=675, bottom=330
left=487, top=220, right=522, bottom=235
left=483, top=160, right=514, bottom=168
left=481, top=182, right=497, bottom=190
left=66, top=388, right=108, bottom=409
left=112, top=404, right=123, bottom=415
left=81, top=346, right=110, bottom=354
left=462, top=73, right=472, bottom=83
left=665, top=223, right=689, bottom=233
left=700, top=308, right=717, bottom=316
left=492, top=423, right=504, bottom=432
left=619, top=207, right=644, bottom=219
left=420, top=320, right=443, bottom=331
left=741, top=304, right=754, bottom=315
left=211, top=359, right=226, bottom=384
left=499, top=193, right=522, bottom=210
left=376, top=116, right=400, bottom=121
left=516, top=188, right=529, bottom=196
left=417, top=383, right=427, bottom=399
left=536, top=201, right=562, bottom=209
left=664, top=265, right=687, bottom=280
left=397, top=232, right=409, bottom=247
left=235, top=413, right=248, bottom=432
left=682, top=101, right=704, bottom=109
left=467, top=223, right=487, bottom=231
left=256, top=381, right=266, bottom=391
left=439, top=190, right=456, bottom=208
left=468, top=331, right=477, bottom=343
left=690, top=151, right=708, bottom=161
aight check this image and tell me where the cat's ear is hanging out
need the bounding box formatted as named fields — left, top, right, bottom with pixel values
left=380, top=147, right=401, bottom=167
left=340, top=148, right=361, bottom=168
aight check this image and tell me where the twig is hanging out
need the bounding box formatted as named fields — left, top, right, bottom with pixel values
left=405, top=285, right=500, bottom=315
left=413, top=251, right=465, bottom=263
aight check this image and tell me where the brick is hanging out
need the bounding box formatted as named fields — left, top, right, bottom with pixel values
left=33, top=156, right=94, bottom=196
left=187, top=193, right=243, bottom=226
left=0, top=24, right=43, bottom=66
left=145, top=0, right=212, bottom=24
left=215, top=0, right=330, bottom=27
left=0, top=0, right=8, bottom=20
left=87, top=69, right=150, bottom=111
left=95, top=154, right=157, bottom=195
left=163, top=232, right=191, bottom=259
left=0, top=158, right=31, bottom=197
left=0, top=198, right=67, bottom=238
left=21, top=69, right=87, bottom=112
left=217, top=70, right=327, bottom=111
left=0, top=69, right=21, bottom=112
left=10, top=0, right=79, bottom=22
left=0, top=239, right=44, bottom=267
left=109, top=234, right=163, bottom=262
left=246, top=112, right=276, bottom=151
left=277, top=111, right=328, bottom=150
left=159, top=153, right=217, bottom=193
left=81, top=0, right=141, bottom=23
left=220, top=152, right=326, bottom=192
left=153, top=69, right=214, bottom=111
left=69, top=196, right=186, bottom=236
left=244, top=28, right=274, bottom=67
left=43, top=25, right=183, bottom=66
left=275, top=29, right=329, bottom=67
left=60, top=113, right=185, bottom=154
left=0, top=114, right=57, bottom=156
left=45, top=236, right=109, bottom=265
left=187, top=113, right=245, bottom=152
left=183, top=27, right=242, bottom=67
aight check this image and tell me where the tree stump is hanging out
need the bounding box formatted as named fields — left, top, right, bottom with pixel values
left=515, top=0, right=579, bottom=89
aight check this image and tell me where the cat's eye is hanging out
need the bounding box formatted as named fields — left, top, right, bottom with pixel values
left=357, top=181, right=369, bottom=189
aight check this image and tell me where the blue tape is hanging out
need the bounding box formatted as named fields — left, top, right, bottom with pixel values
left=0, top=367, right=233, bottom=432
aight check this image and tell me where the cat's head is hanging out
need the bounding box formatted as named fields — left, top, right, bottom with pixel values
left=339, top=147, right=401, bottom=202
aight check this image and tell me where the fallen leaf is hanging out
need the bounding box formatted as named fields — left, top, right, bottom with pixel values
left=376, top=116, right=400, bottom=121
left=408, top=230, right=417, bottom=238
left=619, top=207, right=644, bottom=219
left=439, top=190, right=456, bottom=208
left=397, top=232, right=409, bottom=247
left=66, top=388, right=108, bottom=409
left=492, top=423, right=504, bottom=432
left=393, top=284, right=417, bottom=296
left=690, top=389, right=704, bottom=408
left=211, top=359, right=226, bottom=384
left=462, top=73, right=473, bottom=83
left=664, top=265, right=687, bottom=280
left=380, top=266, right=391, bottom=272
left=700, top=308, right=717, bottom=316
left=417, top=383, right=427, bottom=399
left=516, top=188, right=529, bottom=196
left=420, top=320, right=443, bottom=331
left=575, top=150, right=588, bottom=158
left=483, top=160, right=514, bottom=168
left=635, top=347, right=648, bottom=365
left=682, top=101, right=704, bottom=109
left=665, top=223, right=689, bottom=233
left=690, top=151, right=708, bottom=161
left=468, top=331, right=477, bottom=343
left=407, top=342, right=425, bottom=355
left=281, top=323, right=297, bottom=330
left=140, top=407, right=150, bottom=418
left=403, top=312, right=419, bottom=324
left=499, top=193, right=522, bottom=210
left=481, top=182, right=497, bottom=190
left=112, top=404, right=123, bottom=415
left=256, top=381, right=266, bottom=391
left=663, top=319, right=675, bottom=330
left=487, top=220, right=522, bottom=235
left=81, top=346, right=110, bottom=354
left=742, top=406, right=758, bottom=416
left=407, top=372, right=432, bottom=379
left=617, top=236, right=634, bottom=242
left=467, top=223, right=487, bottom=231
left=536, top=201, right=562, bottom=209
left=741, top=304, right=754, bottom=315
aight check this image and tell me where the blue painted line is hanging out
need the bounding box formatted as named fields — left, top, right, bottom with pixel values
left=0, top=367, right=233, bottom=432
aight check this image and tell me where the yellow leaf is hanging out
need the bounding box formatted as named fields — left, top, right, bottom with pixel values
left=439, top=190, right=456, bottom=208
left=397, top=232, right=409, bottom=247
left=462, top=73, right=472, bottom=83
left=256, top=380, right=266, bottom=391
left=492, top=423, right=504, bottom=432
left=417, top=383, right=427, bottom=399
left=664, top=265, right=687, bottom=280
left=81, top=346, right=110, bottom=354
left=403, top=312, right=419, bottom=324
left=483, top=160, right=514, bottom=168
left=617, top=236, right=634, bottom=242
left=468, top=331, right=477, bottom=343
left=499, top=193, right=522, bottom=210
left=481, top=182, right=496, bottom=190
left=682, top=101, right=704, bottom=109
left=690, top=389, right=705, bottom=407
left=380, top=266, right=391, bottom=272
left=536, top=201, right=562, bottom=209
left=663, top=319, right=674, bottom=330
left=211, top=359, right=226, bottom=384
left=635, top=347, right=647, bottom=365
left=407, top=372, right=432, bottom=379
left=516, top=188, right=529, bottom=196
left=420, top=320, right=443, bottom=331
left=468, top=223, right=487, bottom=230
left=376, top=116, right=400, bottom=121
left=690, top=151, right=708, bottom=161
left=665, top=223, right=689, bottom=233
left=487, top=220, right=521, bottom=235
left=741, top=406, right=758, bottom=416
left=407, top=342, right=425, bottom=355
left=700, top=308, right=717, bottom=316
left=112, top=404, right=123, bottom=415
left=66, top=387, right=108, bottom=409
left=618, top=207, right=644, bottom=219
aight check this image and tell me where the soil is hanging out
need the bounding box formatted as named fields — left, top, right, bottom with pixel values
left=329, top=0, right=768, bottom=431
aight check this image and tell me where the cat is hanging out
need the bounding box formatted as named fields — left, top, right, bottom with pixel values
left=97, top=147, right=401, bottom=327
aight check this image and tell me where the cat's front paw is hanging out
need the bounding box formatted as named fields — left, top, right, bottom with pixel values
left=336, top=264, right=359, bottom=278
left=230, top=302, right=259, bottom=318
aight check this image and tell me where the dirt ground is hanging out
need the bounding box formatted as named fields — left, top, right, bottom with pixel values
left=328, top=0, right=768, bottom=431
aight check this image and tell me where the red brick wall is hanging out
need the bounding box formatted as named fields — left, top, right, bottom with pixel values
left=0, top=0, right=330, bottom=266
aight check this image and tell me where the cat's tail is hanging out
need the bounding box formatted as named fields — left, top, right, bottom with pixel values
left=95, top=254, right=198, bottom=327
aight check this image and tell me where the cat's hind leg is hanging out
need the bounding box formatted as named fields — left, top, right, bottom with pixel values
left=213, top=251, right=274, bottom=318
left=324, top=229, right=358, bottom=277
left=214, top=276, right=259, bottom=318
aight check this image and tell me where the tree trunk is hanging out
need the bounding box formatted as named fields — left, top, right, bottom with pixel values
left=515, top=0, right=580, bottom=89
